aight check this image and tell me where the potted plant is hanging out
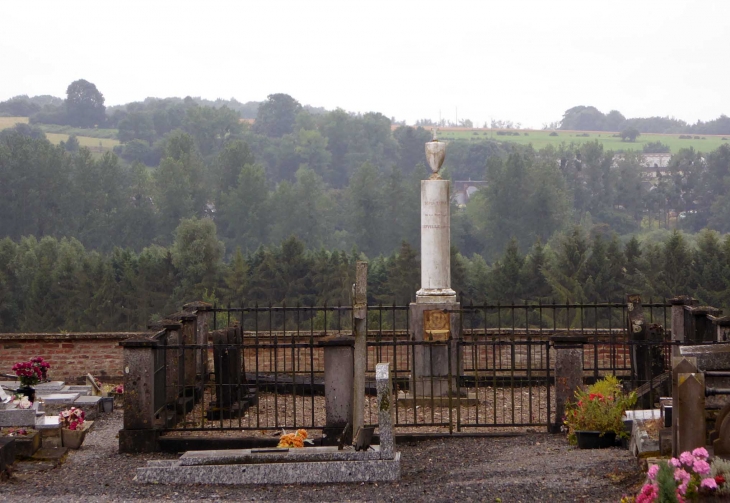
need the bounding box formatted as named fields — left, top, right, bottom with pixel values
left=11, top=356, right=50, bottom=403
left=59, top=407, right=91, bottom=449
left=97, top=381, right=113, bottom=413
left=564, top=375, right=637, bottom=448
left=108, top=384, right=124, bottom=407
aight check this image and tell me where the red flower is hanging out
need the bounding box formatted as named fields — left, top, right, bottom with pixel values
left=715, top=475, right=725, bottom=486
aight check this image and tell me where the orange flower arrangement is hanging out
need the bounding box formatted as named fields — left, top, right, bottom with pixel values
left=277, top=429, right=308, bottom=448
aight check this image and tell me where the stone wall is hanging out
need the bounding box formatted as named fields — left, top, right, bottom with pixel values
left=0, top=332, right=149, bottom=384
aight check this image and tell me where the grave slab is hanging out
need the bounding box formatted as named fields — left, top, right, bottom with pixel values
left=65, top=385, right=92, bottom=396
left=135, top=454, right=401, bottom=485
left=72, top=395, right=102, bottom=420
left=38, top=393, right=80, bottom=404
left=34, top=382, right=65, bottom=392
left=630, top=418, right=661, bottom=458
left=0, top=408, right=37, bottom=427
left=35, top=415, right=60, bottom=429
left=624, top=409, right=661, bottom=421
left=179, top=446, right=383, bottom=466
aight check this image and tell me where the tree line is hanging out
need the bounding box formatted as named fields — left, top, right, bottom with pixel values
left=559, top=105, right=730, bottom=135
left=2, top=83, right=730, bottom=331
left=4, top=114, right=730, bottom=262
left=0, top=218, right=727, bottom=332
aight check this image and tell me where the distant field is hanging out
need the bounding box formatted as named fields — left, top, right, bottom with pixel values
left=0, top=116, right=29, bottom=129
left=0, top=117, right=119, bottom=152
left=436, top=128, right=730, bottom=153
left=45, top=133, right=119, bottom=152
left=38, top=123, right=118, bottom=139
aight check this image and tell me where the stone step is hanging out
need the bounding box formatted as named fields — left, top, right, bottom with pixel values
left=32, top=446, right=68, bottom=461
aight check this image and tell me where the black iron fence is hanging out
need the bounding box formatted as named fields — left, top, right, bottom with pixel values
left=151, top=300, right=673, bottom=436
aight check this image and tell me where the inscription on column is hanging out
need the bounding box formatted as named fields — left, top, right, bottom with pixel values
left=422, top=200, right=450, bottom=231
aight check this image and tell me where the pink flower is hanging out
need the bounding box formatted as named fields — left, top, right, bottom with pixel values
left=674, top=469, right=691, bottom=484
left=669, top=458, right=682, bottom=468
left=692, top=447, right=709, bottom=460
left=679, top=451, right=695, bottom=467
left=636, top=483, right=658, bottom=503
left=701, top=477, right=718, bottom=490
left=678, top=481, right=689, bottom=496
left=693, top=459, right=711, bottom=476
left=648, top=464, right=660, bottom=480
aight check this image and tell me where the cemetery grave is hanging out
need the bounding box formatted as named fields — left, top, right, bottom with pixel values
left=0, top=373, right=121, bottom=474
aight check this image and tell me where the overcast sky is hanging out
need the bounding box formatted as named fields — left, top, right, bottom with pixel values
left=2, top=0, right=728, bottom=129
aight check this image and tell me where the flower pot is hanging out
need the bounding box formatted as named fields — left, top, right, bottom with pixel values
left=100, top=397, right=113, bottom=413
left=110, top=391, right=123, bottom=407
left=575, top=430, right=616, bottom=449
left=16, top=386, right=35, bottom=403
left=61, top=421, right=92, bottom=449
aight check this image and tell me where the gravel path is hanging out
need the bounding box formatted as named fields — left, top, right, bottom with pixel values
left=0, top=409, right=643, bottom=502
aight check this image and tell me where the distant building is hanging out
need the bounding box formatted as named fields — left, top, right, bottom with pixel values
left=452, top=180, right=488, bottom=206
left=612, top=153, right=672, bottom=179
left=638, top=153, right=672, bottom=179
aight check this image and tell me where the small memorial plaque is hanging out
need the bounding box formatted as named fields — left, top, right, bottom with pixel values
left=424, top=309, right=450, bottom=342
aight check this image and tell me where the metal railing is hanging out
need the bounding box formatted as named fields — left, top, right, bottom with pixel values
left=147, top=300, right=675, bottom=435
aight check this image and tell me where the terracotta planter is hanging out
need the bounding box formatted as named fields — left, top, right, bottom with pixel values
left=61, top=421, right=93, bottom=449
left=575, top=430, right=616, bottom=449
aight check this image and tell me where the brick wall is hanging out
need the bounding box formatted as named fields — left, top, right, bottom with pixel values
left=199, top=330, right=633, bottom=377
left=0, top=332, right=150, bottom=384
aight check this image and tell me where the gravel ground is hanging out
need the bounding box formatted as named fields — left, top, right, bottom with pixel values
left=165, top=386, right=553, bottom=437
left=0, top=409, right=643, bottom=503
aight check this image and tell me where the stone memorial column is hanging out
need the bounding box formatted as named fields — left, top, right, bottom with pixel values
left=409, top=133, right=461, bottom=400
